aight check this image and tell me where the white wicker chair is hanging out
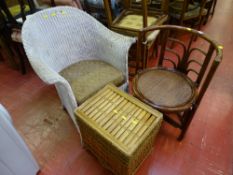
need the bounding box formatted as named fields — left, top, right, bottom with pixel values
left=22, top=6, right=135, bottom=131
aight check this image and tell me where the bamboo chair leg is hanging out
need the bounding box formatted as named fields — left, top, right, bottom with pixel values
left=177, top=108, right=195, bottom=141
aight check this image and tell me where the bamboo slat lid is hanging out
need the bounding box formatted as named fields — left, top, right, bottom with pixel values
left=75, top=84, right=162, bottom=156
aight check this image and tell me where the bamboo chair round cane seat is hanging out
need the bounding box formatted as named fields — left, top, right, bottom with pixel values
left=133, top=67, right=198, bottom=112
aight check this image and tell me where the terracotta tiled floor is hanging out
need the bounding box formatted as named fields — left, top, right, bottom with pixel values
left=1, top=0, right=233, bottom=174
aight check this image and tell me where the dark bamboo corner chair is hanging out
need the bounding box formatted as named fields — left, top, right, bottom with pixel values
left=133, top=25, right=223, bottom=140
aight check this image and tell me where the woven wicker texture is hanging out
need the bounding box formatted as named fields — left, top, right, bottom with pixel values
left=22, top=7, right=136, bottom=132
left=75, top=84, right=162, bottom=175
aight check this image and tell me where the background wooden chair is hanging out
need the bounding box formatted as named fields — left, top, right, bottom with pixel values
left=168, top=0, right=207, bottom=30
left=0, top=9, right=16, bottom=67
left=203, top=0, right=217, bottom=24
left=0, top=0, right=38, bottom=74
left=103, top=0, right=168, bottom=36
left=83, top=0, right=122, bottom=25
left=133, top=25, right=223, bottom=140
left=104, top=0, right=168, bottom=74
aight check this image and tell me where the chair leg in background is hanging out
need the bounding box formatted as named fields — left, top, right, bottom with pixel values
left=211, top=0, right=217, bottom=16
left=0, top=36, right=19, bottom=69
left=203, top=0, right=213, bottom=25
left=0, top=50, right=3, bottom=62
left=13, top=43, right=26, bottom=74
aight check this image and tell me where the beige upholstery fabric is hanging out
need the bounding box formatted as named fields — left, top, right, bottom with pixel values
left=116, top=14, right=158, bottom=29
left=60, top=60, right=125, bottom=104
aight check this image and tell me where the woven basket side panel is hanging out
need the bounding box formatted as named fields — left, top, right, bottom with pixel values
left=129, top=118, right=162, bottom=172
left=129, top=120, right=162, bottom=172
left=77, top=118, right=129, bottom=175
left=77, top=115, right=162, bottom=175
left=129, top=131, right=156, bottom=173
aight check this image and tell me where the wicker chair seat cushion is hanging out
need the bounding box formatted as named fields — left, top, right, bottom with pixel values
left=116, top=14, right=158, bottom=30
left=60, top=60, right=125, bottom=104
left=134, top=68, right=197, bottom=111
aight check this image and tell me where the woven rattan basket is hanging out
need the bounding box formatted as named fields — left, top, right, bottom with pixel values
left=75, top=84, right=163, bottom=175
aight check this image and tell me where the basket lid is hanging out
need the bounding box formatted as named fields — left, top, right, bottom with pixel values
left=75, top=84, right=163, bottom=155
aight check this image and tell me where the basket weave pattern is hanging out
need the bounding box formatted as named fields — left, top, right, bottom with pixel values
left=75, top=84, right=163, bottom=175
